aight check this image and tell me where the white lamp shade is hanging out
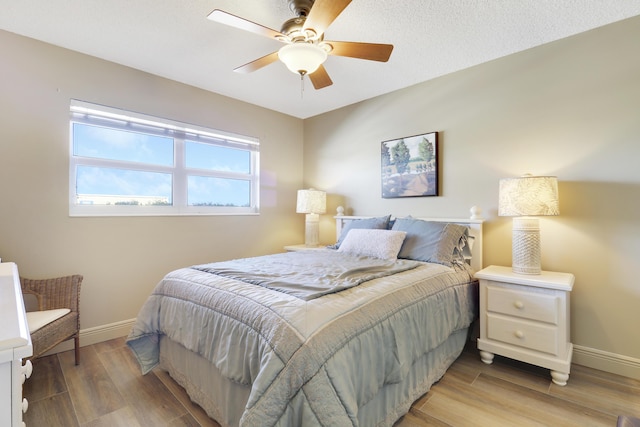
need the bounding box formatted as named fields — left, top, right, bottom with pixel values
left=296, top=189, right=326, bottom=214
left=278, top=43, right=327, bottom=75
left=498, top=175, right=559, bottom=217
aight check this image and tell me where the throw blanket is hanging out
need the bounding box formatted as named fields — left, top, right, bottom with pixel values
left=192, top=251, right=420, bottom=300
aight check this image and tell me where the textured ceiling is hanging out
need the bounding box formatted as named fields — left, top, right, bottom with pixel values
left=1, top=0, right=640, bottom=118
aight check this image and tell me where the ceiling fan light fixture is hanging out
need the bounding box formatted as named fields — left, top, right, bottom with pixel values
left=278, top=43, right=327, bottom=75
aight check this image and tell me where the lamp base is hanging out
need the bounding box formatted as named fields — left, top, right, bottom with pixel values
left=304, top=213, right=320, bottom=247
left=512, top=217, right=541, bottom=275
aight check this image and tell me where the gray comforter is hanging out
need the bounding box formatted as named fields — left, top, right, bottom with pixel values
left=127, top=251, right=477, bottom=426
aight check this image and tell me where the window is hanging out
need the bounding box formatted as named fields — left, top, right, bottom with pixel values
left=69, top=100, right=259, bottom=216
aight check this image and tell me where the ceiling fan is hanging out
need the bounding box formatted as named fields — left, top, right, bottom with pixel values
left=207, top=0, right=394, bottom=89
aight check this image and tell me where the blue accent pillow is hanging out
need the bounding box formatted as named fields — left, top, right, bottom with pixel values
left=391, top=218, right=468, bottom=267
left=329, top=215, right=392, bottom=249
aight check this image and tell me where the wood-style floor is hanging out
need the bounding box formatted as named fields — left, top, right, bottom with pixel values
left=23, top=337, right=640, bottom=426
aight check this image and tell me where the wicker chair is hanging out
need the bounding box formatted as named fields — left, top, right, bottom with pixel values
left=20, top=275, right=83, bottom=365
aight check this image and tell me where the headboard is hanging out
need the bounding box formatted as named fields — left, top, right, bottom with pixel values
left=334, top=206, right=484, bottom=272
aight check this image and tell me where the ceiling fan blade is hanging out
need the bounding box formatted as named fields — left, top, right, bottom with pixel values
left=303, top=0, right=351, bottom=37
left=207, top=9, right=284, bottom=40
left=234, top=51, right=280, bottom=74
left=309, top=65, right=333, bottom=90
left=326, top=41, right=394, bottom=62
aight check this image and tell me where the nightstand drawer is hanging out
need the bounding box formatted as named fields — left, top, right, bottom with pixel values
left=486, top=284, right=559, bottom=324
left=487, top=314, right=559, bottom=355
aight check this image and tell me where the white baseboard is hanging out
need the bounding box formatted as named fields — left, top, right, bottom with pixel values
left=42, top=318, right=136, bottom=356
left=572, top=344, right=640, bottom=380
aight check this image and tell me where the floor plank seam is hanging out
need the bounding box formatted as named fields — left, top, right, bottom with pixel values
left=84, top=346, right=131, bottom=426
left=152, top=370, right=197, bottom=425
left=56, top=352, right=83, bottom=425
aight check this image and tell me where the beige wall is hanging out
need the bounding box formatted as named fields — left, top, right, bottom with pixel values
left=0, top=30, right=304, bottom=330
left=303, top=16, right=640, bottom=377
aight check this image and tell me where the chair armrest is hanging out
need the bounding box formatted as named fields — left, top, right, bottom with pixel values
left=20, top=275, right=83, bottom=312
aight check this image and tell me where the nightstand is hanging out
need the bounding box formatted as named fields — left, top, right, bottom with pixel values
left=475, top=265, right=574, bottom=386
left=284, top=244, right=327, bottom=252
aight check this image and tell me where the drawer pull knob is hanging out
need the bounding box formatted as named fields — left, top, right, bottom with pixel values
left=515, top=330, right=525, bottom=339
left=514, top=301, right=524, bottom=309
left=22, top=359, right=33, bottom=379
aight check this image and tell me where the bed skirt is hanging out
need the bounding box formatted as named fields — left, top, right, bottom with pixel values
left=158, top=326, right=470, bottom=427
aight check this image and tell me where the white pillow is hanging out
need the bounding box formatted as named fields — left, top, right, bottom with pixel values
left=338, top=229, right=407, bottom=260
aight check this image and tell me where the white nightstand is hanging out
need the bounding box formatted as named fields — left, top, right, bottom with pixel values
left=475, top=265, right=574, bottom=386
left=284, top=244, right=328, bottom=252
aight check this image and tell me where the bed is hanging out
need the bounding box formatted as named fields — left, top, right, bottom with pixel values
left=127, top=209, right=484, bottom=427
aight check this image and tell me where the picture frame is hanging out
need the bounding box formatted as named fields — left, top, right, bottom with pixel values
left=381, top=131, right=438, bottom=198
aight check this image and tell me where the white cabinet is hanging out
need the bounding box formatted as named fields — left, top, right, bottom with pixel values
left=0, top=262, right=33, bottom=426
left=476, top=265, right=574, bottom=386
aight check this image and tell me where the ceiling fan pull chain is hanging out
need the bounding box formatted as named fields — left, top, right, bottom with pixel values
left=300, top=73, right=305, bottom=99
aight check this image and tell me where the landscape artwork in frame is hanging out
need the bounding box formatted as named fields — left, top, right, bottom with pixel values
left=381, top=131, right=438, bottom=198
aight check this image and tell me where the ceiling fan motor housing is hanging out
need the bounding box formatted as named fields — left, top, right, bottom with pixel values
left=288, top=0, right=314, bottom=17
left=281, top=17, right=306, bottom=39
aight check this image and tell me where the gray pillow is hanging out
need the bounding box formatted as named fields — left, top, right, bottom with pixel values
left=391, top=218, right=468, bottom=267
left=330, top=215, right=391, bottom=249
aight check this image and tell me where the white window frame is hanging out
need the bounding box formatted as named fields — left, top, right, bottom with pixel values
left=69, top=100, right=260, bottom=217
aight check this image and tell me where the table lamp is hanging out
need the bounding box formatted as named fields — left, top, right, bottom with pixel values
left=296, top=188, right=326, bottom=247
left=498, top=174, right=559, bottom=275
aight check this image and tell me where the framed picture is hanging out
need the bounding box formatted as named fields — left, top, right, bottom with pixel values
left=381, top=131, right=438, bottom=198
